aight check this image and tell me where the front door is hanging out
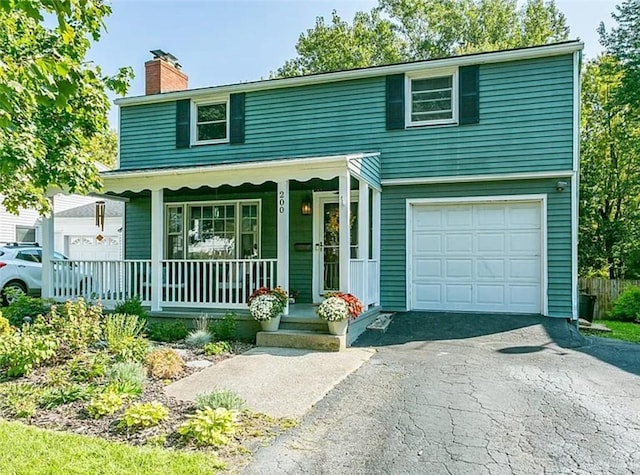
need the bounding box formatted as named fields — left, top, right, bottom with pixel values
left=313, top=193, right=358, bottom=303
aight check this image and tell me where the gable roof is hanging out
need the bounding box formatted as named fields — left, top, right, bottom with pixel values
left=55, top=200, right=123, bottom=218
left=115, top=40, right=583, bottom=108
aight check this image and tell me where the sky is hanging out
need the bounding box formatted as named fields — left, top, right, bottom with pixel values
left=87, top=0, right=620, bottom=127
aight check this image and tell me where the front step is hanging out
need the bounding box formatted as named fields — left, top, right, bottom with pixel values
left=256, top=330, right=346, bottom=352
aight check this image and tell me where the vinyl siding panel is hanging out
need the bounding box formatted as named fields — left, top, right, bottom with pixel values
left=124, top=196, right=151, bottom=260
left=119, top=55, right=575, bottom=180
left=380, top=178, right=572, bottom=317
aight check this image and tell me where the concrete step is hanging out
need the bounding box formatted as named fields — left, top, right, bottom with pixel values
left=256, top=329, right=346, bottom=352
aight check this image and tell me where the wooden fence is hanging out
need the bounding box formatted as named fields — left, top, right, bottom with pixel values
left=579, top=278, right=640, bottom=320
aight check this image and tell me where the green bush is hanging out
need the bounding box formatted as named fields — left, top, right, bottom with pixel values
left=195, top=389, right=246, bottom=412
left=3, top=293, right=52, bottom=326
left=105, top=362, right=146, bottom=396
left=185, top=330, right=212, bottom=349
left=178, top=407, right=237, bottom=446
left=0, top=314, right=12, bottom=336
left=0, top=382, right=42, bottom=418
left=209, top=313, right=237, bottom=341
left=118, top=401, right=169, bottom=430
left=66, top=352, right=109, bottom=382
left=39, top=384, right=92, bottom=409
left=609, top=286, right=640, bottom=322
left=0, top=327, right=58, bottom=377
left=113, top=295, right=149, bottom=321
left=86, top=389, right=126, bottom=419
left=145, top=349, right=184, bottom=379
left=147, top=320, right=188, bottom=342
left=104, top=314, right=149, bottom=362
left=203, top=341, right=233, bottom=356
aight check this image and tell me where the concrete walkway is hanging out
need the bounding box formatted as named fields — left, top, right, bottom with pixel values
left=165, top=347, right=375, bottom=418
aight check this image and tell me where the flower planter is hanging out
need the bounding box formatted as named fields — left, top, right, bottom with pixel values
left=327, top=319, right=348, bottom=336
left=260, top=314, right=281, bottom=332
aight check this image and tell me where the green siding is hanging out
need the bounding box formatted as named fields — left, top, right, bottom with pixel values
left=125, top=196, right=151, bottom=260
left=380, top=178, right=572, bottom=317
left=359, top=154, right=381, bottom=189
left=119, top=55, right=574, bottom=180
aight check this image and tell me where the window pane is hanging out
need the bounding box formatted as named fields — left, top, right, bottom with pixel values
left=168, top=207, right=183, bottom=233
left=412, top=110, right=453, bottom=122
left=16, top=226, right=36, bottom=243
left=412, top=76, right=452, bottom=91
left=411, top=75, right=453, bottom=122
left=413, top=99, right=452, bottom=113
left=198, top=122, right=226, bottom=141
left=197, top=104, right=226, bottom=122
left=241, top=234, right=257, bottom=258
left=167, top=235, right=184, bottom=259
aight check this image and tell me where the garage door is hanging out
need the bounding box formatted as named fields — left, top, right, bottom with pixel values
left=410, top=201, right=542, bottom=314
left=67, top=235, right=121, bottom=260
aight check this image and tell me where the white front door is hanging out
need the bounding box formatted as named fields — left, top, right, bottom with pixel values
left=312, top=193, right=358, bottom=303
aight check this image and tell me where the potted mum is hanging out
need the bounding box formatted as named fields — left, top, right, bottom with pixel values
left=317, top=292, right=364, bottom=336
left=248, top=286, right=288, bottom=332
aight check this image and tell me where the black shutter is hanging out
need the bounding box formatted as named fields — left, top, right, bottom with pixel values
left=386, top=74, right=405, bottom=130
left=459, top=65, right=479, bottom=125
left=229, top=93, right=245, bottom=144
left=175, top=99, right=191, bottom=148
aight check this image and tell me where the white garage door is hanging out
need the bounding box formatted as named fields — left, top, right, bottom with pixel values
left=67, top=235, right=121, bottom=260
left=410, top=200, right=542, bottom=314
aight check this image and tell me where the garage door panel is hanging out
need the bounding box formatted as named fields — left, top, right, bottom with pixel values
left=413, top=208, right=443, bottom=230
left=477, top=233, right=505, bottom=252
left=477, top=259, right=505, bottom=279
left=445, top=284, right=473, bottom=303
left=446, top=207, right=472, bottom=227
left=414, top=233, right=442, bottom=253
left=509, top=285, right=540, bottom=306
left=476, top=284, right=505, bottom=304
left=414, top=258, right=441, bottom=278
left=509, top=259, right=539, bottom=279
left=474, top=206, right=506, bottom=228
left=446, top=233, right=473, bottom=252
left=509, top=232, right=540, bottom=253
left=445, top=259, right=473, bottom=279
left=508, top=205, right=540, bottom=228
left=413, top=284, right=442, bottom=305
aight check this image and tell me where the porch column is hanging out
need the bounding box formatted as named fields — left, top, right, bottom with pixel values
left=372, top=188, right=381, bottom=306
left=150, top=188, right=164, bottom=312
left=358, top=180, right=370, bottom=305
left=277, top=180, right=289, bottom=315
left=41, top=196, right=55, bottom=299
left=339, top=172, right=351, bottom=293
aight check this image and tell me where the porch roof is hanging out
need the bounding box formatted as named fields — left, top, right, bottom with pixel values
left=102, top=152, right=381, bottom=194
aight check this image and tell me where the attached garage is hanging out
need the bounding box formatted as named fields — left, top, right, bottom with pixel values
left=408, top=197, right=546, bottom=314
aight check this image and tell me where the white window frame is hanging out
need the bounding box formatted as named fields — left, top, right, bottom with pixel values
left=164, top=199, right=261, bottom=260
left=405, top=67, right=458, bottom=127
left=191, top=96, right=230, bottom=146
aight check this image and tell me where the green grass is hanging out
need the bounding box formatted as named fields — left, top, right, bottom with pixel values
left=588, top=320, right=640, bottom=344
left=0, top=420, right=225, bottom=475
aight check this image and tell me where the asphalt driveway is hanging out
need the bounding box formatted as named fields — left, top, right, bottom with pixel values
left=245, top=312, right=640, bottom=474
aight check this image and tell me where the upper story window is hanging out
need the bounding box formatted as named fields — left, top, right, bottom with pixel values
left=406, top=68, right=458, bottom=127
left=192, top=99, right=228, bottom=145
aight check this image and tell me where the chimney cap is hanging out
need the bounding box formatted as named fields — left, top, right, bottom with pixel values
left=149, top=49, right=181, bottom=69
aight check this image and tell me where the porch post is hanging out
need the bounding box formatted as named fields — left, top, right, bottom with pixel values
left=41, top=196, right=55, bottom=299
left=277, top=180, right=289, bottom=315
left=339, top=172, right=351, bottom=293
left=150, top=188, right=164, bottom=312
left=358, top=180, right=369, bottom=304
left=372, top=188, right=381, bottom=306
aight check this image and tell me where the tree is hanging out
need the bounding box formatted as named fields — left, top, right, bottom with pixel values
left=0, top=0, right=132, bottom=215
left=86, top=129, right=118, bottom=170
left=275, top=0, right=569, bottom=77
left=579, top=56, right=640, bottom=279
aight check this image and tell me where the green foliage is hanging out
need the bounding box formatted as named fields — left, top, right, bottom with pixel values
left=104, top=313, right=149, bottom=362
left=113, top=296, right=149, bottom=321
left=145, top=434, right=167, bottom=447
left=86, top=389, right=126, bottom=419
left=178, top=407, right=238, bottom=446
left=0, top=314, right=12, bottom=336
left=145, top=348, right=184, bottom=379
left=0, top=382, right=42, bottom=418
left=203, top=341, right=233, bottom=356
left=105, top=361, right=146, bottom=396
left=2, top=293, right=52, bottom=327
left=39, top=384, right=91, bottom=409
left=209, top=313, right=238, bottom=341
left=185, top=330, right=213, bottom=349
left=147, top=320, right=189, bottom=342
left=195, top=390, right=247, bottom=412
left=66, top=352, right=109, bottom=382
left=0, top=326, right=58, bottom=377
left=609, top=286, right=640, bottom=322
left=118, top=401, right=169, bottom=430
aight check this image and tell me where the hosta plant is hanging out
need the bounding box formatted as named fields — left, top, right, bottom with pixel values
left=203, top=341, right=233, bottom=356
left=178, top=407, right=237, bottom=446
left=86, top=389, right=126, bottom=419
left=118, top=401, right=169, bottom=430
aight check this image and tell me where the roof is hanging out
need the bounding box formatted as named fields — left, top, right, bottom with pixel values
left=55, top=199, right=124, bottom=218
left=115, top=41, right=583, bottom=107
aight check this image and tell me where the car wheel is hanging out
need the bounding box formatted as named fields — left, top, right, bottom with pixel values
left=2, top=281, right=27, bottom=306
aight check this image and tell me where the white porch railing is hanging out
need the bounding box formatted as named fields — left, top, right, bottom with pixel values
left=349, top=259, right=379, bottom=306
left=161, top=259, right=276, bottom=308
left=51, top=259, right=152, bottom=305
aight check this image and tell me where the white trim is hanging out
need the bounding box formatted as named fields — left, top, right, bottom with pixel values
left=150, top=189, right=164, bottom=312
left=190, top=97, right=230, bottom=146
left=116, top=42, right=583, bottom=107
left=339, top=173, right=351, bottom=293
left=358, top=180, right=370, bottom=305
left=405, top=194, right=548, bottom=315
left=41, top=197, right=54, bottom=299
left=405, top=67, right=458, bottom=127
left=382, top=170, right=575, bottom=187
left=277, top=180, right=289, bottom=315
left=571, top=50, right=581, bottom=320
left=372, top=189, right=381, bottom=306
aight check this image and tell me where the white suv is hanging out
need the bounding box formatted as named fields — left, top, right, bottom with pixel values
left=0, top=243, right=68, bottom=305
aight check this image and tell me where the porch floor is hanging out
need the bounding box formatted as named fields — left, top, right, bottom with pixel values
left=150, top=303, right=321, bottom=320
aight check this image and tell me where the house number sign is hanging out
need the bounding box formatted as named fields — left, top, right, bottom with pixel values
left=279, top=190, right=286, bottom=214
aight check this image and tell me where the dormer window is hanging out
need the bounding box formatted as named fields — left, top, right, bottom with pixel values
left=191, top=99, right=229, bottom=145
left=406, top=68, right=458, bottom=127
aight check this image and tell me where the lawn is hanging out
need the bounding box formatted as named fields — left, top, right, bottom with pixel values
left=0, top=420, right=224, bottom=475
left=588, top=320, right=640, bottom=344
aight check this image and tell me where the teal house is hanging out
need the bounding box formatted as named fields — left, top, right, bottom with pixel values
left=42, top=41, right=583, bottom=342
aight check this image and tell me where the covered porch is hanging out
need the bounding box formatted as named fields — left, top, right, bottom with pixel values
left=41, top=153, right=381, bottom=328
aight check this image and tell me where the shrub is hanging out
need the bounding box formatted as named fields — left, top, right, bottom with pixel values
left=147, top=320, right=188, bottom=342
left=39, top=384, right=92, bottom=409
left=2, top=292, right=52, bottom=326
left=118, top=401, right=169, bottom=430
left=104, top=314, right=149, bottom=362
left=86, top=389, right=126, bottom=419
left=0, top=327, right=58, bottom=377
left=66, top=352, right=109, bottom=382
left=609, top=286, right=640, bottom=322
left=203, top=341, right=232, bottom=356
left=0, top=382, right=42, bottom=418
left=185, top=330, right=213, bottom=348
left=195, top=390, right=246, bottom=412
left=106, top=362, right=146, bottom=396
left=178, top=407, right=237, bottom=446
left=0, top=314, right=12, bottom=336
left=145, top=349, right=184, bottom=379
left=209, top=313, right=237, bottom=341
left=113, top=295, right=149, bottom=321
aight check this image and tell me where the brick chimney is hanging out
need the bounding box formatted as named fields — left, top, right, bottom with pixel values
left=145, top=50, right=188, bottom=95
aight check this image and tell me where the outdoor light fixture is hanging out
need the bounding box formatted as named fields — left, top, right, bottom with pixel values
left=301, top=197, right=312, bottom=215
left=95, top=201, right=106, bottom=231
left=556, top=180, right=568, bottom=192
